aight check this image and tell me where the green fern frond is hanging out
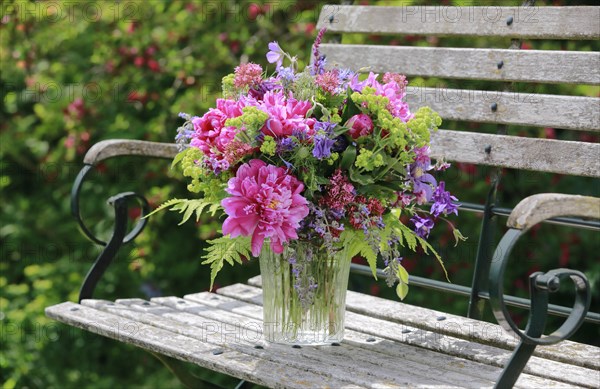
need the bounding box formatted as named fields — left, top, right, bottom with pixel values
left=341, top=230, right=378, bottom=279
left=415, top=235, right=449, bottom=282
left=145, top=198, right=221, bottom=225
left=201, top=236, right=252, bottom=290
left=145, top=198, right=187, bottom=218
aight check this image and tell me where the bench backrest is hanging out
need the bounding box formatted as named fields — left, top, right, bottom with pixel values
left=316, top=4, right=600, bottom=178
left=315, top=3, right=600, bottom=324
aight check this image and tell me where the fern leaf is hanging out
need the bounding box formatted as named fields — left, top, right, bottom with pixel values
left=145, top=198, right=221, bottom=225
left=144, top=198, right=187, bottom=218
left=341, top=230, right=378, bottom=279
left=416, top=235, right=449, bottom=282
left=201, top=236, right=251, bottom=290
left=176, top=199, right=210, bottom=225
left=397, top=223, right=417, bottom=251
left=209, top=202, right=221, bottom=216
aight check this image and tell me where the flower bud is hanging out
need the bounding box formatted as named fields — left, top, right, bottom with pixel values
left=346, top=114, right=373, bottom=139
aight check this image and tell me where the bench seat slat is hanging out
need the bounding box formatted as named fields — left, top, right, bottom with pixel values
left=318, top=5, right=600, bottom=40
left=190, top=288, right=597, bottom=389
left=45, top=302, right=355, bottom=389
left=321, top=44, right=600, bottom=85
left=84, top=298, right=377, bottom=388
left=245, top=277, right=600, bottom=371
left=46, top=301, right=362, bottom=389
left=405, top=88, right=600, bottom=132
left=143, top=297, right=496, bottom=388
left=430, top=130, right=600, bottom=178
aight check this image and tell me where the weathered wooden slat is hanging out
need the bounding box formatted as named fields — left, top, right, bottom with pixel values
left=321, top=45, right=600, bottom=85
left=508, top=194, right=600, bottom=231
left=83, top=299, right=371, bottom=389
left=405, top=87, right=600, bottom=132
left=182, top=295, right=586, bottom=389
left=430, top=130, right=600, bottom=178
left=207, top=286, right=596, bottom=388
left=137, top=297, right=495, bottom=388
left=190, top=291, right=597, bottom=389
left=244, top=278, right=600, bottom=371
left=317, top=5, right=600, bottom=40
left=83, top=140, right=179, bottom=165
left=46, top=301, right=361, bottom=389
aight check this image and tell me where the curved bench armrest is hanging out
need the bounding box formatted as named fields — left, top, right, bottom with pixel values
left=507, top=193, right=600, bottom=231
left=83, top=139, right=179, bottom=166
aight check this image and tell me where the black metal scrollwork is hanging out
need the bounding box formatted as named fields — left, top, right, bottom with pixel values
left=71, top=164, right=150, bottom=302
left=489, top=228, right=591, bottom=388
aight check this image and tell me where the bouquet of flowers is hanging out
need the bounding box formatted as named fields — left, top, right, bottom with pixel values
left=156, top=29, right=463, bottom=306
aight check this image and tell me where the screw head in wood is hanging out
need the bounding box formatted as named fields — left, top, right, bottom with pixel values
left=485, top=145, right=492, bottom=154
left=506, top=16, right=514, bottom=26
left=491, top=103, right=498, bottom=112
left=329, top=15, right=334, bottom=23
left=497, top=60, right=504, bottom=69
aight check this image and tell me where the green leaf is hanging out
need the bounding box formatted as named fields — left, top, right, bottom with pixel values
left=397, top=264, right=409, bottom=285
left=356, top=184, right=396, bottom=197
left=201, top=236, right=252, bottom=290
left=415, top=235, right=450, bottom=282
left=171, top=149, right=187, bottom=170
left=341, top=230, right=378, bottom=280
left=341, top=88, right=362, bottom=122
left=349, top=166, right=375, bottom=185
left=144, top=198, right=187, bottom=219
left=396, top=282, right=409, bottom=300
left=144, top=198, right=221, bottom=225
left=340, top=145, right=356, bottom=171
left=333, top=126, right=350, bottom=137
left=452, top=228, right=468, bottom=247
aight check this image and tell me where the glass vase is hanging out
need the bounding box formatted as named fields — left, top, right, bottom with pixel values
left=259, top=241, right=351, bottom=345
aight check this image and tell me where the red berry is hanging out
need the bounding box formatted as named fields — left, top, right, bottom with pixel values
left=147, top=59, right=160, bottom=72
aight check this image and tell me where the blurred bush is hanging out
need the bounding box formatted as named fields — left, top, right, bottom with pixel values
left=1, top=1, right=331, bottom=387
left=1, top=0, right=598, bottom=388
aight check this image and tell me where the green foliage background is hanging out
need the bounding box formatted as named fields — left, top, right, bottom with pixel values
left=1, top=0, right=598, bottom=388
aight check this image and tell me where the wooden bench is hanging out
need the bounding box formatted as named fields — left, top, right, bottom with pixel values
left=46, top=4, right=600, bottom=388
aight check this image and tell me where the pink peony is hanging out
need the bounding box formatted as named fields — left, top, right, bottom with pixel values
left=221, top=159, right=309, bottom=256
left=190, top=99, right=245, bottom=165
left=259, top=91, right=315, bottom=137
left=346, top=113, right=374, bottom=139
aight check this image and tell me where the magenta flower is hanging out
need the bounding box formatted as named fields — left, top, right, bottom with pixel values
left=259, top=91, right=315, bottom=137
left=221, top=159, right=309, bottom=256
left=350, top=72, right=413, bottom=122
left=190, top=98, right=245, bottom=171
left=346, top=113, right=374, bottom=139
